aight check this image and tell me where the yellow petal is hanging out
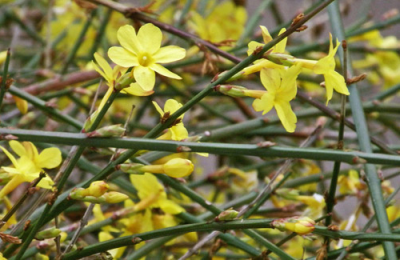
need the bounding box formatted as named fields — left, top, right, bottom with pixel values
left=130, top=173, right=164, bottom=200
left=275, top=101, right=297, bottom=132
left=122, top=83, right=154, bottom=96
left=134, top=66, right=155, bottom=91
left=313, top=55, right=334, bottom=74
left=37, top=147, right=62, bottom=169
left=170, top=124, right=188, bottom=141
left=12, top=96, right=28, bottom=114
left=153, top=46, right=186, bottom=63
left=9, top=141, right=27, bottom=158
left=247, top=41, right=264, bottom=56
left=164, top=99, right=182, bottom=115
left=279, top=63, right=301, bottom=101
left=260, top=25, right=272, bottom=44
left=260, top=68, right=280, bottom=92
left=252, top=93, right=274, bottom=115
left=159, top=199, right=184, bottom=214
left=274, top=28, right=287, bottom=53
left=94, top=53, right=113, bottom=81
left=137, top=23, right=162, bottom=54
left=108, top=47, right=139, bottom=68
left=150, top=63, right=182, bottom=79
left=23, top=142, right=39, bottom=160
left=92, top=61, right=107, bottom=81
left=117, top=25, right=142, bottom=54
left=152, top=101, right=164, bottom=116
left=329, top=71, right=349, bottom=95
left=23, top=173, right=54, bottom=189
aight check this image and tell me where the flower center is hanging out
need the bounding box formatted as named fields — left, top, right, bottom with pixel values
left=138, top=53, right=153, bottom=67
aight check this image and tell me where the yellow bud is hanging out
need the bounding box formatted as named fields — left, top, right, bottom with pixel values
left=70, top=181, right=110, bottom=200
left=163, top=158, right=194, bottom=178
left=83, top=181, right=109, bottom=197
left=103, top=191, right=129, bottom=203
left=272, top=216, right=315, bottom=235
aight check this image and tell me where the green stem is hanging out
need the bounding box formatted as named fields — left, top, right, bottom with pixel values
left=60, top=9, right=97, bottom=75
left=63, top=219, right=274, bottom=259
left=59, top=220, right=400, bottom=259
left=9, top=1, right=336, bottom=256
left=372, top=83, right=400, bottom=101
left=3, top=129, right=400, bottom=165
left=88, top=8, right=112, bottom=58
left=8, top=85, right=83, bottom=130
left=328, top=2, right=396, bottom=258
left=0, top=48, right=11, bottom=110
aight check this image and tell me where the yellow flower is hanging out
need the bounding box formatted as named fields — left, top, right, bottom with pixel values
left=296, top=34, right=349, bottom=104
left=108, top=24, right=186, bottom=91
left=313, top=34, right=349, bottom=103
left=338, top=170, right=366, bottom=194
left=242, top=26, right=287, bottom=75
left=0, top=141, right=61, bottom=198
left=252, top=64, right=302, bottom=132
left=130, top=173, right=184, bottom=214
left=189, top=1, right=247, bottom=44
left=92, top=52, right=153, bottom=111
left=153, top=99, right=188, bottom=141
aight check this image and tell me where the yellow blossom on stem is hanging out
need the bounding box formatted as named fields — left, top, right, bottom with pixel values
left=130, top=173, right=184, bottom=214
left=0, top=141, right=61, bottom=198
left=92, top=52, right=153, bottom=111
left=295, top=34, right=349, bottom=104
left=140, top=158, right=194, bottom=178
left=338, top=170, right=366, bottom=194
left=108, top=24, right=186, bottom=91
left=272, top=216, right=316, bottom=235
left=252, top=63, right=302, bottom=132
left=242, top=26, right=287, bottom=75
left=189, top=1, right=247, bottom=44
left=153, top=99, right=188, bottom=141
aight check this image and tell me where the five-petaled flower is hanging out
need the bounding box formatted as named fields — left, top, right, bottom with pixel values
left=108, top=24, right=186, bottom=91
left=0, top=141, right=62, bottom=198
left=295, top=34, right=349, bottom=104
left=92, top=52, right=153, bottom=111
left=252, top=63, right=302, bottom=132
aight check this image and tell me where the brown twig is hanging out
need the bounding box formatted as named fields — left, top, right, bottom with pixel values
left=22, top=70, right=99, bottom=95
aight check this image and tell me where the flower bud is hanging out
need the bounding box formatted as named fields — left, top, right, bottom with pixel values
left=163, top=158, right=194, bottom=178
left=69, top=181, right=109, bottom=199
left=103, top=191, right=129, bottom=203
left=86, top=124, right=125, bottom=138
left=119, top=163, right=146, bottom=174
left=35, top=227, right=62, bottom=240
left=215, top=85, right=248, bottom=97
left=272, top=216, right=315, bottom=235
left=215, top=209, right=239, bottom=221
left=83, top=181, right=109, bottom=197
left=83, top=110, right=99, bottom=132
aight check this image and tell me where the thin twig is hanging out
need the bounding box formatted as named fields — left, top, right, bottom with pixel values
left=0, top=48, right=11, bottom=110
left=61, top=203, right=95, bottom=256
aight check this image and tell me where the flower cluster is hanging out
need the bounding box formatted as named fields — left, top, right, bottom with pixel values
left=216, top=26, right=349, bottom=132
